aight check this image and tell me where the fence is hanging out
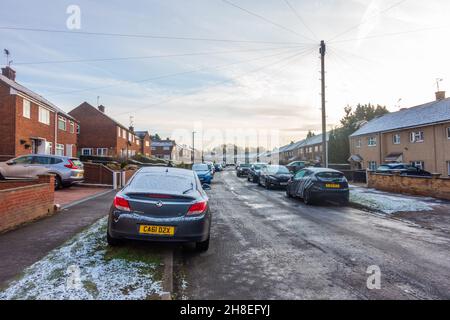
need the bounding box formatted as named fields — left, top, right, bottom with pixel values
left=82, top=162, right=136, bottom=189
left=367, top=171, right=450, bottom=201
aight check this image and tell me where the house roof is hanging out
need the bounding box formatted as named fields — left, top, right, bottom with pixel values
left=0, top=74, right=77, bottom=122
left=135, top=131, right=150, bottom=139
left=350, top=98, right=450, bottom=137
left=152, top=140, right=175, bottom=147
left=278, top=133, right=330, bottom=154
left=72, top=102, right=133, bottom=131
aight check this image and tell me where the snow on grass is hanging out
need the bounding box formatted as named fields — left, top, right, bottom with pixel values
left=350, top=186, right=437, bottom=214
left=0, top=217, right=163, bottom=300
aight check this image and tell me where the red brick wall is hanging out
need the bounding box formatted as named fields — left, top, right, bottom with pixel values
left=0, top=83, right=16, bottom=160
left=368, top=171, right=450, bottom=201
left=0, top=175, right=55, bottom=233
left=56, top=115, right=79, bottom=157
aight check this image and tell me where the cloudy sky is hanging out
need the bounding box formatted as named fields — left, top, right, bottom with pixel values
left=1, top=0, right=450, bottom=148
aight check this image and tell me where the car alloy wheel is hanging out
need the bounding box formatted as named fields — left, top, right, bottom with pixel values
left=54, top=175, right=62, bottom=190
left=303, top=190, right=312, bottom=205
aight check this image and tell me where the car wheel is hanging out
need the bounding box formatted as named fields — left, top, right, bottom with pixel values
left=107, top=231, right=122, bottom=246
left=0, top=173, right=5, bottom=180
left=265, top=180, right=271, bottom=190
left=195, top=236, right=210, bottom=252
left=247, top=175, right=251, bottom=182
left=54, top=175, right=62, bottom=190
left=303, top=190, right=313, bottom=205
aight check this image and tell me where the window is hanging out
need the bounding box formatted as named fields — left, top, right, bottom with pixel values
left=38, top=107, right=50, bottom=125
left=145, top=141, right=150, bottom=147
left=410, top=161, right=425, bottom=170
left=447, top=127, right=450, bottom=140
left=117, top=127, right=121, bottom=138
left=97, top=148, right=108, bottom=156
left=163, top=146, right=170, bottom=151
left=136, top=139, right=140, bottom=145
left=46, top=142, right=52, bottom=155
left=355, top=139, right=361, bottom=148
left=368, top=161, right=377, bottom=170
left=23, top=99, right=31, bottom=119
left=77, top=124, right=80, bottom=134
left=69, top=121, right=75, bottom=133
left=393, top=134, right=400, bottom=145
left=368, top=136, right=377, bottom=146
left=56, top=144, right=64, bottom=156
left=14, top=156, right=33, bottom=164
left=58, top=116, right=66, bottom=131
left=151, top=146, right=156, bottom=151
left=410, top=131, right=424, bottom=143
left=447, top=161, right=450, bottom=176
left=122, top=129, right=126, bottom=138
left=82, top=148, right=92, bottom=156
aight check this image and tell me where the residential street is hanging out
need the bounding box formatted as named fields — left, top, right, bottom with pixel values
left=175, top=168, right=450, bottom=299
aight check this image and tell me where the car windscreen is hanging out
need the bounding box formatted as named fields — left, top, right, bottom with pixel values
left=239, top=164, right=251, bottom=168
left=316, top=172, right=344, bottom=180
left=192, top=164, right=209, bottom=171
left=253, top=164, right=265, bottom=170
left=131, top=173, right=194, bottom=193
left=377, top=165, right=390, bottom=170
left=267, top=166, right=290, bottom=174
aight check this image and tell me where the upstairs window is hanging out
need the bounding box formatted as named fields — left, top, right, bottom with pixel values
left=23, top=99, right=31, bottom=119
left=368, top=136, right=377, bottom=147
left=117, top=127, right=121, bottom=138
left=393, top=134, right=400, bottom=145
left=356, top=139, right=361, bottom=148
left=145, top=141, right=150, bottom=147
left=69, top=121, right=75, bottom=133
left=410, top=131, right=424, bottom=143
left=38, top=107, right=50, bottom=125
left=447, top=127, right=450, bottom=140
left=58, top=116, right=66, bottom=131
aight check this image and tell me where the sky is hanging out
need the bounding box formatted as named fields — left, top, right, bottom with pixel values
left=1, top=0, right=450, bottom=149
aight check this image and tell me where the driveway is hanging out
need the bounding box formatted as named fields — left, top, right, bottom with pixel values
left=54, top=186, right=111, bottom=207
left=174, top=169, right=450, bottom=299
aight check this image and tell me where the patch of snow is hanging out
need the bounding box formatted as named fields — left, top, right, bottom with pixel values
left=350, top=187, right=437, bottom=214
left=0, top=217, right=162, bottom=300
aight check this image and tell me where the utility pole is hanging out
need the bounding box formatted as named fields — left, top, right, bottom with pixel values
left=191, top=131, right=196, bottom=163
left=320, top=40, right=328, bottom=168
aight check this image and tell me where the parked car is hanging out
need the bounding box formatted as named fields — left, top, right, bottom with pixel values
left=107, top=166, right=211, bottom=252
left=258, top=165, right=292, bottom=189
left=286, top=161, right=307, bottom=173
left=236, top=163, right=252, bottom=177
left=286, top=167, right=349, bottom=205
left=214, top=163, right=223, bottom=172
left=205, top=161, right=215, bottom=176
left=192, top=163, right=213, bottom=184
left=0, top=154, right=84, bottom=189
left=376, top=163, right=431, bottom=176
left=247, top=163, right=267, bottom=183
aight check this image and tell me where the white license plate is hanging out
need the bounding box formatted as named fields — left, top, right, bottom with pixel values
left=280, top=182, right=288, bottom=186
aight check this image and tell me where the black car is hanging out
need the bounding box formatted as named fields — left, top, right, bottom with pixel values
left=286, top=161, right=307, bottom=173
left=376, top=163, right=431, bottom=176
left=247, top=163, right=267, bottom=183
left=286, top=167, right=349, bottom=205
left=258, top=165, right=293, bottom=189
left=236, top=163, right=252, bottom=177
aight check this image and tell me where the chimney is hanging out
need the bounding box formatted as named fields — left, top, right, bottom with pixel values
left=129, top=126, right=134, bottom=133
left=98, top=105, right=105, bottom=113
left=1, top=66, right=16, bottom=81
left=435, top=91, right=446, bottom=101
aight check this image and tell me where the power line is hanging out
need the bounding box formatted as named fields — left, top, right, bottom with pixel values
left=112, top=47, right=316, bottom=117
left=13, top=44, right=308, bottom=65
left=46, top=46, right=314, bottom=97
left=282, top=0, right=318, bottom=40
left=0, top=26, right=309, bottom=45
left=328, top=0, right=409, bottom=42
left=220, top=0, right=315, bottom=43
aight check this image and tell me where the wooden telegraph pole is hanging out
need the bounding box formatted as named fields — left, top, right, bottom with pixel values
left=320, top=40, right=328, bottom=168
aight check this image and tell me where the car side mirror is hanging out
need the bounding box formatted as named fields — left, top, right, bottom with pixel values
left=6, top=161, right=15, bottom=166
left=202, top=183, right=211, bottom=190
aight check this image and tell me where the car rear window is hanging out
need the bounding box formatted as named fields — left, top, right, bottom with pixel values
left=316, top=172, right=344, bottom=179
left=192, top=164, right=209, bottom=171
left=70, top=159, right=83, bottom=167
left=131, top=173, right=194, bottom=193
left=267, top=166, right=290, bottom=174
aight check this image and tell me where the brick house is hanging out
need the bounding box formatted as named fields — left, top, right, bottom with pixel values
left=349, top=92, right=450, bottom=175
left=135, top=131, right=152, bottom=157
left=151, top=139, right=175, bottom=160
left=0, top=66, right=79, bottom=161
left=277, top=133, right=329, bottom=165
left=68, top=102, right=141, bottom=158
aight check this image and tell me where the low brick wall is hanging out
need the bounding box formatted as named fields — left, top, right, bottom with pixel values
left=367, top=171, right=450, bottom=201
left=0, top=175, right=55, bottom=233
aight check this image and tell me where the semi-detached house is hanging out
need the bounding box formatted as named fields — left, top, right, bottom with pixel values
left=0, top=66, right=79, bottom=161
left=69, top=102, right=141, bottom=158
left=349, top=91, right=450, bottom=176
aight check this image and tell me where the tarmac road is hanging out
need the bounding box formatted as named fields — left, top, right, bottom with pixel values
left=174, top=168, right=450, bottom=300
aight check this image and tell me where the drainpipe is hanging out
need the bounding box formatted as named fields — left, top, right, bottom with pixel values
left=54, top=112, right=57, bottom=155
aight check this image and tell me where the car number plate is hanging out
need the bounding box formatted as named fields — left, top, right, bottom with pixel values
left=325, top=183, right=340, bottom=188
left=139, top=225, right=175, bottom=236
left=280, top=182, right=288, bottom=186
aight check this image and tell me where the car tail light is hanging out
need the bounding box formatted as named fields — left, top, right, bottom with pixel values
left=187, top=201, right=207, bottom=215
left=114, top=196, right=131, bottom=212
left=64, top=160, right=79, bottom=169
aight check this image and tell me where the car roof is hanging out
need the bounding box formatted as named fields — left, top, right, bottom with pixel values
left=138, top=166, right=195, bottom=176
left=17, top=154, right=75, bottom=159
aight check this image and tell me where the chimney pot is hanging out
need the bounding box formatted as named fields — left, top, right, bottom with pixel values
left=1, top=66, right=16, bottom=81
left=129, top=126, right=134, bottom=133
left=98, top=105, right=105, bottom=113
left=435, top=91, right=446, bottom=101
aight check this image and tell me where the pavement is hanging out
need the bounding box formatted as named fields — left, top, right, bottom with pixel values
left=174, top=168, right=450, bottom=300
left=54, top=186, right=111, bottom=207
left=0, top=190, right=115, bottom=287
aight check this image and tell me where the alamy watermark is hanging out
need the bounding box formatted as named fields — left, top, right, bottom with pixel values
left=66, top=5, right=81, bottom=30
left=366, top=265, right=381, bottom=290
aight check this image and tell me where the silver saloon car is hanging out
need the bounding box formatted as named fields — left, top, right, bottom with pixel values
left=0, top=154, right=84, bottom=189
left=107, top=166, right=211, bottom=252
